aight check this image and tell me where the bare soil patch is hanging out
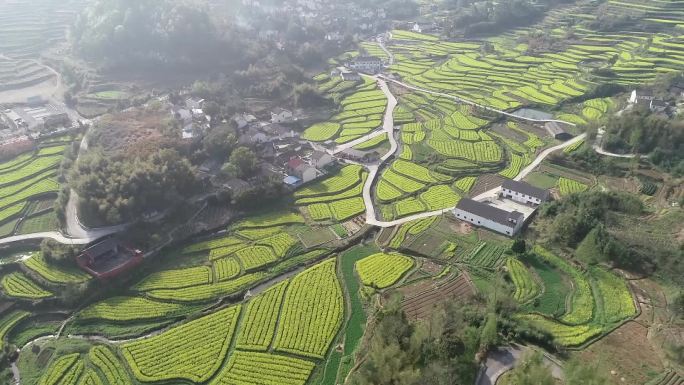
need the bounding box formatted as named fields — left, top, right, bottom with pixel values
left=575, top=321, right=664, bottom=385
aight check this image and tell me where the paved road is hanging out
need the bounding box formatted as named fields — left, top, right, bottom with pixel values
left=477, top=345, right=564, bottom=385
left=0, top=232, right=94, bottom=246
left=357, top=82, right=587, bottom=228
left=593, top=127, right=637, bottom=158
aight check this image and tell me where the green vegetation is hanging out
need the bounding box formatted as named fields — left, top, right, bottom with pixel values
left=24, top=253, right=90, bottom=284
left=236, top=280, right=288, bottom=351
left=1, top=272, right=52, bottom=299
left=122, top=306, right=240, bottom=382
left=79, top=296, right=197, bottom=321
left=355, top=253, right=414, bottom=289
left=506, top=258, right=541, bottom=303
left=274, top=259, right=343, bottom=359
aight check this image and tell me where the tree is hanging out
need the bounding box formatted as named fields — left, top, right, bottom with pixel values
left=229, top=147, right=258, bottom=178
left=203, top=125, right=237, bottom=159
left=505, top=352, right=555, bottom=385
left=479, top=313, right=498, bottom=353
left=511, top=238, right=526, bottom=253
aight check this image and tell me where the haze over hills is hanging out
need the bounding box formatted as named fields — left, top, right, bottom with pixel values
left=0, top=1, right=682, bottom=385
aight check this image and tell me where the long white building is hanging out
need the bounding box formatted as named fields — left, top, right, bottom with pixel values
left=501, top=180, right=550, bottom=206
left=453, top=198, right=524, bottom=236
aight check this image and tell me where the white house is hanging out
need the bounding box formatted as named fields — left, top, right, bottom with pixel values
left=186, top=97, right=205, bottom=110
left=629, top=89, right=655, bottom=104
left=453, top=198, right=524, bottom=237
left=348, top=56, right=383, bottom=74
left=311, top=150, right=333, bottom=168
left=500, top=180, right=550, bottom=206
left=294, top=164, right=318, bottom=183
left=341, top=71, right=361, bottom=81
left=271, top=108, right=294, bottom=123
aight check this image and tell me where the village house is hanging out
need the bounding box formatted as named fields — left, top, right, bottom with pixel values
left=348, top=56, right=384, bottom=74
left=341, top=71, right=361, bottom=81
left=287, top=157, right=317, bottom=183
left=233, top=113, right=257, bottom=129
left=545, top=121, right=573, bottom=141
left=311, top=150, right=333, bottom=168
left=271, top=108, right=294, bottom=123
left=500, top=180, right=550, bottom=206
left=453, top=198, right=525, bottom=237
left=222, top=178, right=252, bottom=196
left=186, top=97, right=205, bottom=110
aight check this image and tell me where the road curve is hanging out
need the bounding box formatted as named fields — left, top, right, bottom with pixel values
left=359, top=74, right=587, bottom=228
left=0, top=232, right=94, bottom=246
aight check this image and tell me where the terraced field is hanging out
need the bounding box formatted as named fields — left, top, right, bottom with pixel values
left=0, top=143, right=68, bottom=237
left=296, top=165, right=368, bottom=222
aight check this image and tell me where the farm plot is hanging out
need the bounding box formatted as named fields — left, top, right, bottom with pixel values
left=400, top=273, right=475, bottom=320
left=37, top=353, right=82, bottom=385
left=295, top=165, right=364, bottom=198
left=134, top=266, right=212, bottom=291
left=122, top=305, right=241, bottom=383
left=303, top=84, right=387, bottom=144
left=89, top=345, right=131, bottom=385
left=274, top=259, right=343, bottom=359
left=210, top=351, right=315, bottom=385
left=236, top=280, right=288, bottom=351
left=355, top=253, right=414, bottom=288
left=557, top=177, right=589, bottom=195
left=79, top=296, right=197, bottom=322
left=506, top=258, right=541, bottom=303
left=461, top=243, right=507, bottom=268
left=1, top=272, right=52, bottom=299
left=24, top=253, right=90, bottom=284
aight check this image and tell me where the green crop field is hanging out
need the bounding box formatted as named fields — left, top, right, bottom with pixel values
left=236, top=280, right=288, bottom=351
left=24, top=253, right=90, bottom=284
left=274, top=259, right=343, bottom=359
left=1, top=272, right=52, bottom=299
left=355, top=252, right=414, bottom=288
left=558, top=177, right=589, bottom=195
left=507, top=258, right=541, bottom=303
left=122, top=306, right=240, bottom=383
left=79, top=296, right=196, bottom=321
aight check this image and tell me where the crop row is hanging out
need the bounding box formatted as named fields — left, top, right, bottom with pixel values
left=273, top=259, right=343, bottom=359
left=210, top=350, right=315, bottom=385
left=235, top=226, right=284, bottom=240
left=236, top=280, right=288, bottom=351
left=122, top=305, right=241, bottom=383
left=1, top=272, right=52, bottom=299
left=557, top=177, right=588, bottom=196
left=462, top=243, right=503, bottom=268
left=135, top=266, right=212, bottom=291
left=427, top=139, right=502, bottom=162
left=89, top=346, right=130, bottom=385
left=453, top=176, right=477, bottom=192
left=355, top=253, right=414, bottom=289
left=295, top=165, right=363, bottom=198
left=258, top=233, right=298, bottom=257
left=419, top=185, right=461, bottom=210
left=79, top=296, right=195, bottom=322
left=145, top=272, right=267, bottom=302
left=295, top=173, right=367, bottom=205
left=234, top=211, right=304, bottom=229
left=214, top=257, right=241, bottom=281
left=24, top=253, right=90, bottom=284
left=499, top=154, right=525, bottom=179
left=38, top=353, right=81, bottom=385
left=506, top=258, right=541, bottom=303
left=235, top=245, right=278, bottom=271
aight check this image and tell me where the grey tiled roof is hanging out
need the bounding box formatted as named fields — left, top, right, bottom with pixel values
left=455, top=198, right=523, bottom=227
left=501, top=180, right=549, bottom=200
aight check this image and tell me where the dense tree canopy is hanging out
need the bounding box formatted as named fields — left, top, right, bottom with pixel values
left=72, top=148, right=197, bottom=225
left=604, top=109, right=684, bottom=175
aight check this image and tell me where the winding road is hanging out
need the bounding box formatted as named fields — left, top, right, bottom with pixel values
left=356, top=74, right=588, bottom=228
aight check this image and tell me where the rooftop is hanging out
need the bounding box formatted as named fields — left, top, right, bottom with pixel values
left=502, top=179, right=550, bottom=200
left=455, top=198, right=524, bottom=227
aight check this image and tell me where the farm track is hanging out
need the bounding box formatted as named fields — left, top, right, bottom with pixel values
left=359, top=71, right=587, bottom=227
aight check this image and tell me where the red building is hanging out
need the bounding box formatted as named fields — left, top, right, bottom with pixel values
left=76, top=238, right=143, bottom=279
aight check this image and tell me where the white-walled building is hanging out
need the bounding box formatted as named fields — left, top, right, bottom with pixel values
left=453, top=198, right=524, bottom=237
left=311, top=150, right=333, bottom=168
left=501, top=180, right=550, bottom=206
left=271, top=108, right=294, bottom=123
left=348, top=56, right=383, bottom=74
